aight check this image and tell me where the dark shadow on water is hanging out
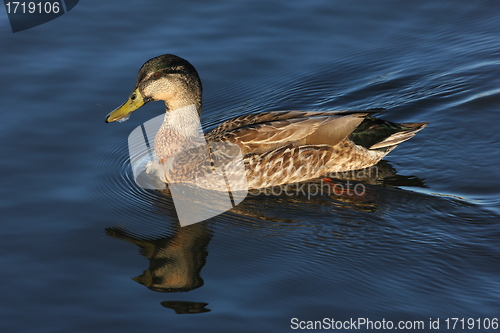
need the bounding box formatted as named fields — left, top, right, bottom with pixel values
left=160, top=301, right=211, bottom=314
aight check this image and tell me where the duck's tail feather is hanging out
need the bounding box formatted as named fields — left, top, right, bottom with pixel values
left=369, top=122, right=428, bottom=150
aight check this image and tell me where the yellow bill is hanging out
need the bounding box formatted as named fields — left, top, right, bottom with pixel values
left=105, top=88, right=147, bottom=123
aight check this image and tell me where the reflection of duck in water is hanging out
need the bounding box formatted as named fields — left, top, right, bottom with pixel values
left=104, top=160, right=426, bottom=298
left=161, top=301, right=210, bottom=314
left=105, top=54, right=427, bottom=190
left=106, top=223, right=211, bottom=293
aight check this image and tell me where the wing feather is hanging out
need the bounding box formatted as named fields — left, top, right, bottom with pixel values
left=206, top=110, right=377, bottom=155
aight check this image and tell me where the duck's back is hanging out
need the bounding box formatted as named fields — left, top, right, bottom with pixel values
left=201, top=110, right=427, bottom=189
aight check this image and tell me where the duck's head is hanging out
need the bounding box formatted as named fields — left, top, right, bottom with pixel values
left=105, top=54, right=202, bottom=123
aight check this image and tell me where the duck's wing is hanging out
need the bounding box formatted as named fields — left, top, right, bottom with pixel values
left=206, top=110, right=379, bottom=155
left=207, top=109, right=382, bottom=137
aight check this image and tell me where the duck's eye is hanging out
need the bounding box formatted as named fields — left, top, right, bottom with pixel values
left=152, top=72, right=162, bottom=79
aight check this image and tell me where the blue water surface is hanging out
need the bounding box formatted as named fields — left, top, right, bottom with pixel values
left=1, top=0, right=499, bottom=332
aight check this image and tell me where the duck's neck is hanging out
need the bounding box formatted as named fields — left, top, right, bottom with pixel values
left=154, top=104, right=205, bottom=160
left=164, top=92, right=202, bottom=117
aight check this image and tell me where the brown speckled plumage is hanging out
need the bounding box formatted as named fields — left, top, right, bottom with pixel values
left=107, top=54, right=427, bottom=191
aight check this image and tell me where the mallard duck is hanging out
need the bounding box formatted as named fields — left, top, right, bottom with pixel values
left=105, top=54, right=427, bottom=190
